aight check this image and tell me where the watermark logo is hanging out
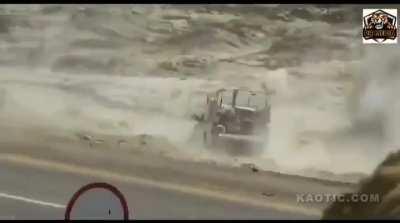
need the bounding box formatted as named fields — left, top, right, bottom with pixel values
left=297, top=193, right=381, bottom=204
left=363, top=9, right=397, bottom=44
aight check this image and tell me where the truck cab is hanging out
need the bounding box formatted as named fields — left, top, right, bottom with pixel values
left=203, top=88, right=271, bottom=152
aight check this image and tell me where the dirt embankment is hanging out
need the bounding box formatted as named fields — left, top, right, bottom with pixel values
left=323, top=149, right=400, bottom=219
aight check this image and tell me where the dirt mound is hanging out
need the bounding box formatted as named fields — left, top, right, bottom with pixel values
left=323, top=149, right=400, bottom=219
left=74, top=131, right=181, bottom=157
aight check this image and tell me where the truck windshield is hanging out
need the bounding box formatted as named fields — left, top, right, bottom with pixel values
left=248, top=94, right=266, bottom=109
left=220, top=91, right=266, bottom=109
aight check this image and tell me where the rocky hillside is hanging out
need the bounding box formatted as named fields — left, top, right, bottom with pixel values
left=0, top=4, right=361, bottom=77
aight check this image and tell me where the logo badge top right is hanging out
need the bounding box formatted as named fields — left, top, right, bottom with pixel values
left=363, top=9, right=398, bottom=44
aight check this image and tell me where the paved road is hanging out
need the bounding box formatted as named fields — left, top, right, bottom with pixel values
left=0, top=159, right=317, bottom=220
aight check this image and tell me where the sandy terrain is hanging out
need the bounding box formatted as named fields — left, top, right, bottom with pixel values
left=0, top=4, right=399, bottom=185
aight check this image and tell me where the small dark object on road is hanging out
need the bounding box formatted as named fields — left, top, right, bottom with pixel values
left=262, top=192, right=275, bottom=197
left=251, top=166, right=259, bottom=173
left=241, top=163, right=259, bottom=173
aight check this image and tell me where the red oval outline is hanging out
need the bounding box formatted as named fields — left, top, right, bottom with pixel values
left=65, top=182, right=130, bottom=220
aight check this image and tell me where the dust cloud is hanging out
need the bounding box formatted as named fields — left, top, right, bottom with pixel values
left=263, top=46, right=400, bottom=179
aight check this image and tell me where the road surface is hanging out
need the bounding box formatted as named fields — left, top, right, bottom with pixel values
left=0, top=159, right=317, bottom=220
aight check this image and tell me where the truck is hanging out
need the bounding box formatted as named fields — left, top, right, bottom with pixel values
left=191, top=87, right=271, bottom=155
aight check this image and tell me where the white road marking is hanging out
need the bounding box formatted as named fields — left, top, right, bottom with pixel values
left=0, top=154, right=321, bottom=217
left=0, top=192, right=65, bottom=209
